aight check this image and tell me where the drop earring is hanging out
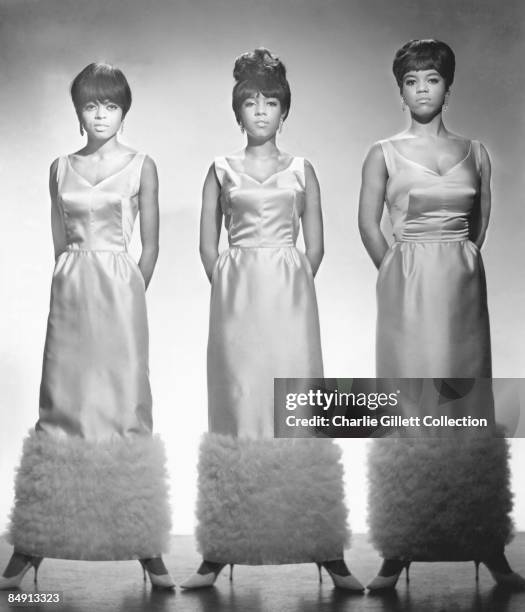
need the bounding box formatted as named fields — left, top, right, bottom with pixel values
left=79, top=123, right=84, bottom=136
left=279, top=118, right=284, bottom=133
left=442, top=93, right=450, bottom=112
left=239, top=123, right=245, bottom=134
left=401, top=98, right=407, bottom=112
left=120, top=121, right=125, bottom=134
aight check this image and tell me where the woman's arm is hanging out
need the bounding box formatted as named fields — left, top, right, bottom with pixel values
left=200, top=164, right=222, bottom=282
left=358, top=143, right=389, bottom=269
left=49, top=158, right=67, bottom=259
left=472, top=143, right=492, bottom=248
left=138, top=156, right=160, bottom=289
left=302, top=160, right=324, bottom=276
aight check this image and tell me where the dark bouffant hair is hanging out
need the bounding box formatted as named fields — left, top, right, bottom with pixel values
left=70, top=62, right=132, bottom=119
left=232, top=48, right=291, bottom=122
left=393, top=39, right=455, bottom=90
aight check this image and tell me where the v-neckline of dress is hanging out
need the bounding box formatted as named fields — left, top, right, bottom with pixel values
left=67, top=153, right=139, bottom=188
left=223, top=156, right=296, bottom=185
left=390, top=141, right=472, bottom=177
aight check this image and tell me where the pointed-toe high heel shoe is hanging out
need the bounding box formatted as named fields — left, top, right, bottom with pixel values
left=316, top=560, right=365, bottom=592
left=138, top=558, right=175, bottom=589
left=0, top=555, right=43, bottom=590
left=367, top=559, right=410, bottom=591
left=180, top=561, right=233, bottom=589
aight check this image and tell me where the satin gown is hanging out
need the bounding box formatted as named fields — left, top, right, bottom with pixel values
left=368, top=139, right=513, bottom=562
left=376, top=139, right=491, bottom=378
left=8, top=154, right=171, bottom=560
left=196, top=157, right=349, bottom=565
left=39, top=154, right=152, bottom=437
left=208, top=156, right=323, bottom=438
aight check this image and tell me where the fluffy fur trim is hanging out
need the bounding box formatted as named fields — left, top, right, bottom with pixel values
left=8, top=430, right=172, bottom=560
left=196, top=434, right=350, bottom=564
left=367, top=437, right=514, bottom=560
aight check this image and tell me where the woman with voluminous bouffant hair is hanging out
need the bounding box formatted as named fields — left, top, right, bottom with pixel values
left=359, top=39, right=524, bottom=591
left=181, top=48, right=363, bottom=591
left=1, top=62, right=174, bottom=590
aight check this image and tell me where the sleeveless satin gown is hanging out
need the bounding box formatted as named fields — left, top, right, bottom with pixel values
left=376, top=139, right=491, bottom=378
left=368, top=140, right=513, bottom=562
left=196, top=157, right=349, bottom=564
left=8, top=154, right=171, bottom=560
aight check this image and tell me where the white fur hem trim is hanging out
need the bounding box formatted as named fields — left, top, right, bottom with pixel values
left=196, top=434, right=350, bottom=564
left=8, top=431, right=172, bottom=560
left=367, top=437, right=513, bottom=560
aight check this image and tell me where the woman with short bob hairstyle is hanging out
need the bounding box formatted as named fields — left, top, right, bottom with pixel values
left=181, top=48, right=363, bottom=591
left=1, top=62, right=174, bottom=589
left=359, top=39, right=524, bottom=590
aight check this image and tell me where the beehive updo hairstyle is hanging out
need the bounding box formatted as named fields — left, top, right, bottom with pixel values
left=392, top=39, right=456, bottom=91
left=232, top=48, right=291, bottom=123
left=70, top=62, right=132, bottom=121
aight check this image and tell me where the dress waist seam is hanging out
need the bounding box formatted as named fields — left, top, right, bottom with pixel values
left=227, top=244, right=296, bottom=249
left=396, top=237, right=470, bottom=244
left=64, top=248, right=128, bottom=253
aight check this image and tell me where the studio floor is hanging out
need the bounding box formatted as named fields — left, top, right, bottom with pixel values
left=0, top=534, right=524, bottom=612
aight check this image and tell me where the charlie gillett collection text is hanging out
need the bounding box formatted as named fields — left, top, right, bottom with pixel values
left=285, top=415, right=489, bottom=428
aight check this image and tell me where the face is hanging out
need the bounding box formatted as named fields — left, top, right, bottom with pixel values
left=80, top=99, right=123, bottom=139
left=239, top=92, right=284, bottom=139
left=401, top=69, right=448, bottom=116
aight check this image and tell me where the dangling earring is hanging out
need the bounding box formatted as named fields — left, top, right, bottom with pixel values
left=401, top=98, right=407, bottom=112
left=79, top=123, right=84, bottom=136
left=120, top=121, right=125, bottom=134
left=279, top=118, right=284, bottom=133
left=442, top=93, right=450, bottom=112
left=239, top=123, right=245, bottom=134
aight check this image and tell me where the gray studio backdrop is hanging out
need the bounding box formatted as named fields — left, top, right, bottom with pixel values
left=1, top=0, right=524, bottom=534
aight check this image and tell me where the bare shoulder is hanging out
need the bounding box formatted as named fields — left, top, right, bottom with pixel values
left=303, top=159, right=320, bottom=188
left=205, top=161, right=221, bottom=188
left=477, top=141, right=491, bottom=162
left=363, top=142, right=387, bottom=170
left=208, top=159, right=220, bottom=177
left=49, top=157, right=60, bottom=177
left=478, top=142, right=491, bottom=174
left=141, top=154, right=158, bottom=173
left=140, top=155, right=158, bottom=190
left=49, top=157, right=60, bottom=195
left=303, top=158, right=316, bottom=174
left=367, top=141, right=386, bottom=158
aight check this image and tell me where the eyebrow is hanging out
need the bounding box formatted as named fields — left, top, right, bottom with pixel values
left=84, top=98, right=117, bottom=103
left=404, top=71, right=441, bottom=78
